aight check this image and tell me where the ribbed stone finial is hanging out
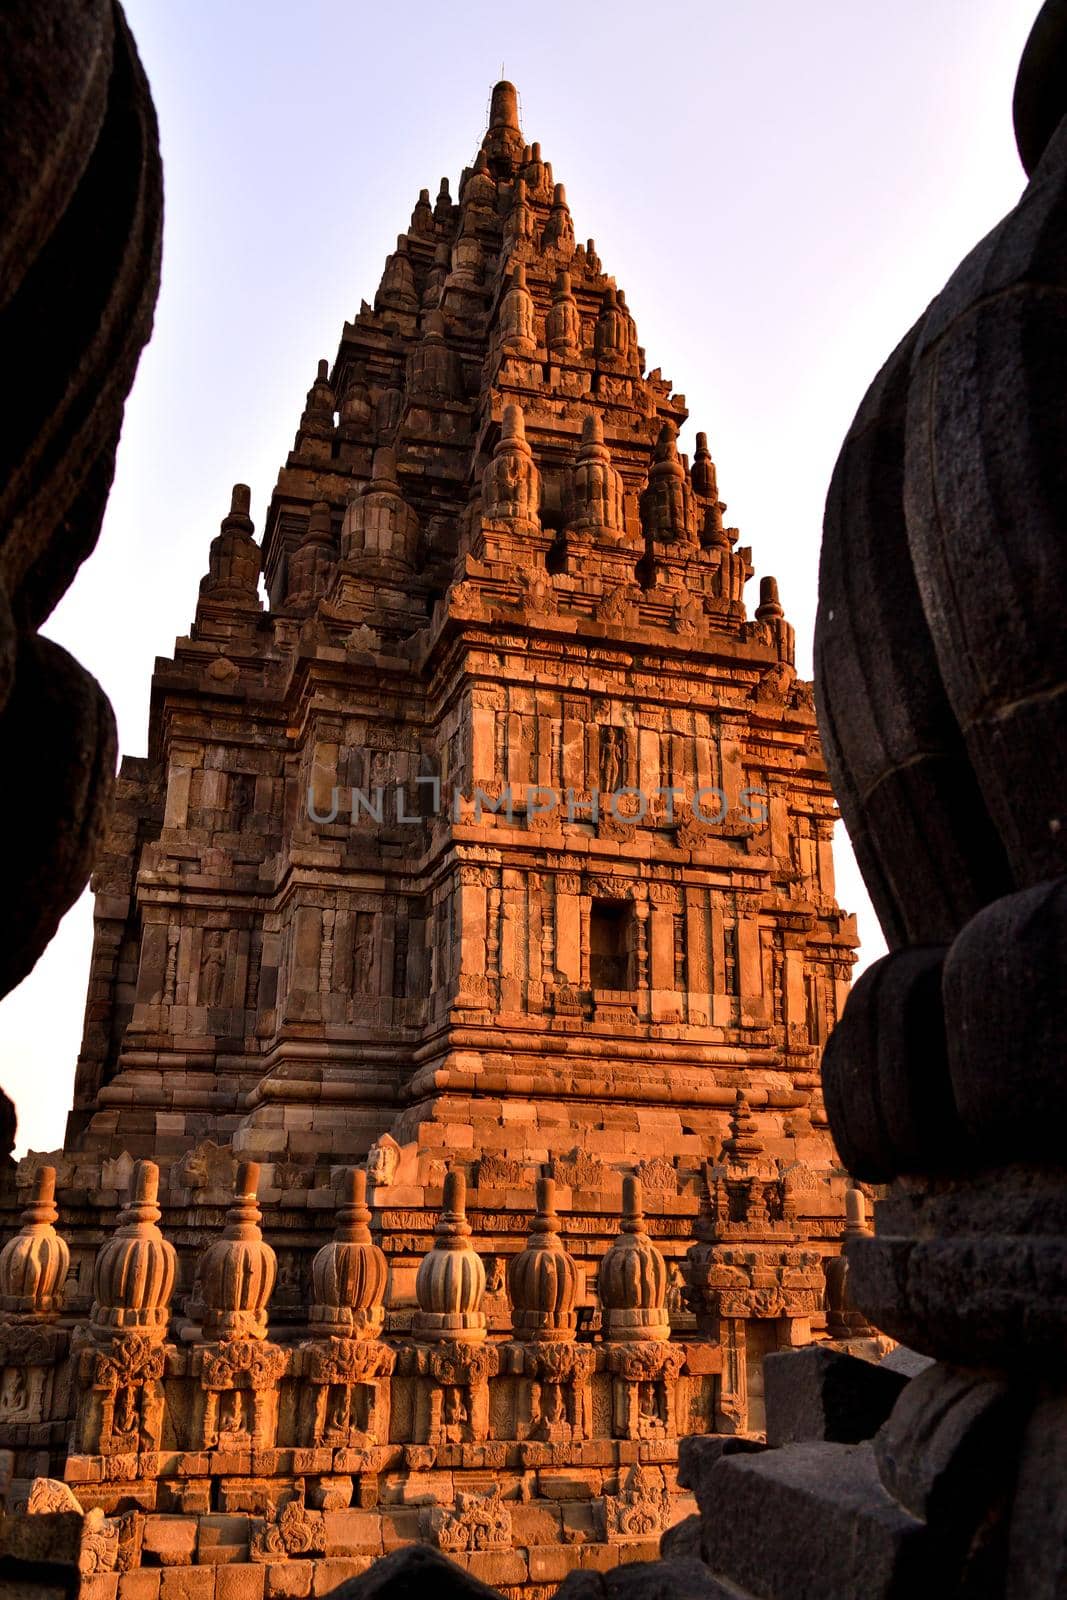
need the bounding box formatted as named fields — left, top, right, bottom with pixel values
left=308, top=1168, right=388, bottom=1340
left=508, top=1173, right=581, bottom=1341
left=199, top=1161, right=277, bottom=1342
left=413, top=1169, right=486, bottom=1343
left=90, top=1159, right=176, bottom=1343
left=0, top=1167, right=69, bottom=1322
left=598, top=1176, right=670, bottom=1342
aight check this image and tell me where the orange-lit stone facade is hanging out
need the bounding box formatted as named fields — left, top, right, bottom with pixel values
left=2, top=82, right=857, bottom=1596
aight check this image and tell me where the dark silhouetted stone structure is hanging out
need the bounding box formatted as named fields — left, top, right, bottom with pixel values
left=0, top=0, right=163, bottom=1592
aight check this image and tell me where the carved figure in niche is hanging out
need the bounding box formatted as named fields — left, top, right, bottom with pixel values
left=443, top=1384, right=468, bottom=1431
left=639, top=1379, right=668, bottom=1427
left=353, top=914, right=375, bottom=996
left=484, top=1256, right=505, bottom=1295
left=115, top=1382, right=139, bottom=1437
left=200, top=930, right=225, bottom=1007
left=219, top=1388, right=245, bottom=1435
left=542, top=1381, right=564, bottom=1426
left=229, top=772, right=255, bottom=828
left=1, top=1367, right=26, bottom=1414
left=600, top=725, right=625, bottom=794
left=366, top=1133, right=400, bottom=1189
left=328, top=1384, right=349, bottom=1434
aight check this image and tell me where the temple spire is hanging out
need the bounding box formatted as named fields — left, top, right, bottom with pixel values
left=483, top=79, right=525, bottom=176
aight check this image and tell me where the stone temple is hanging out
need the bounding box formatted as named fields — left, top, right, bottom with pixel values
left=0, top=81, right=860, bottom=1593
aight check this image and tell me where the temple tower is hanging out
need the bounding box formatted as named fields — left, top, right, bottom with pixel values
left=43, top=82, right=855, bottom=1366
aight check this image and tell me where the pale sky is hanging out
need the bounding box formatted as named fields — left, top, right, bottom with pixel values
left=0, top=0, right=1038, bottom=1155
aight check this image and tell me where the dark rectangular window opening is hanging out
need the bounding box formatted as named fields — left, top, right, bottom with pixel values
left=590, top=899, right=633, bottom=990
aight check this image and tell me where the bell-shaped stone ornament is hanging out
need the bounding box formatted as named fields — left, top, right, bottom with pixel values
left=90, top=1159, right=176, bottom=1343
left=199, top=1161, right=277, bottom=1341
left=599, top=1176, right=670, bottom=1341
left=508, top=1175, right=581, bottom=1341
left=0, top=1167, right=69, bottom=1322
left=413, top=1170, right=486, bottom=1343
left=309, top=1168, right=388, bottom=1340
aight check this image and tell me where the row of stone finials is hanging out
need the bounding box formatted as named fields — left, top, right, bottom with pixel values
left=206, top=405, right=791, bottom=626
left=0, top=1161, right=684, bottom=1349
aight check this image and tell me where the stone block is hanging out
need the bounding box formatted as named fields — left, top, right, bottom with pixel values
left=215, top=1570, right=266, bottom=1600
left=700, top=1440, right=927, bottom=1597
left=322, top=1510, right=383, bottom=1556
left=80, top=1579, right=119, bottom=1600
left=197, top=1514, right=250, bottom=1564
left=159, top=1570, right=216, bottom=1600
left=527, top=1543, right=581, bottom=1582
left=763, top=1346, right=909, bottom=1447
left=119, top=1574, right=162, bottom=1600
left=265, top=1563, right=312, bottom=1599
left=143, top=1516, right=199, bottom=1567
left=311, top=1559, right=374, bottom=1595
left=318, top=1543, right=506, bottom=1596
left=464, top=1548, right=527, bottom=1585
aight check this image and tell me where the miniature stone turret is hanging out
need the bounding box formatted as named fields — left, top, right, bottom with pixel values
left=756, top=576, right=795, bottom=664
left=570, top=412, right=625, bottom=537
left=499, top=261, right=536, bottom=353
left=409, top=187, right=434, bottom=237
left=523, top=140, right=551, bottom=201
left=308, top=1168, right=387, bottom=1339
left=341, top=447, right=419, bottom=573
left=413, top=1169, right=486, bottom=1342
left=90, top=1159, right=175, bottom=1343
left=199, top=1161, right=276, bottom=1341
left=286, top=500, right=336, bottom=608
left=462, top=149, right=497, bottom=213
left=0, top=1167, right=68, bottom=1321
left=692, top=431, right=730, bottom=547
left=376, top=234, right=418, bottom=312
left=547, top=270, right=581, bottom=359
left=504, top=177, right=536, bottom=254
left=338, top=362, right=373, bottom=437
left=298, top=358, right=336, bottom=442
left=542, top=183, right=575, bottom=255
left=721, top=1089, right=765, bottom=1171
left=595, top=286, right=631, bottom=371
left=409, top=308, right=463, bottom=399
left=448, top=229, right=484, bottom=290
left=599, top=1176, right=669, bottom=1341
left=198, top=484, right=262, bottom=609
left=483, top=403, right=540, bottom=528
left=422, top=241, right=452, bottom=308
left=641, top=421, right=691, bottom=541
left=508, top=1175, right=581, bottom=1340
left=433, top=176, right=453, bottom=224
